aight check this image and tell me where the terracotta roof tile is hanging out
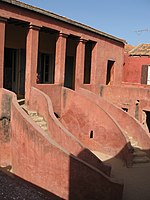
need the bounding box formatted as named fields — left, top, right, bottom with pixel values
left=129, top=44, right=150, bottom=56
left=125, top=44, right=135, bottom=52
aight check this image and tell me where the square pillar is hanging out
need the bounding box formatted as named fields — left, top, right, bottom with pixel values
left=54, top=32, right=68, bottom=85
left=0, top=17, right=7, bottom=88
left=75, top=38, right=86, bottom=90
left=25, top=24, right=40, bottom=105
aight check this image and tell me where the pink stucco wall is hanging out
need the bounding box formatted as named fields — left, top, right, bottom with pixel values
left=0, top=89, right=12, bottom=167
left=101, top=84, right=150, bottom=121
left=59, top=87, right=127, bottom=157
left=123, top=54, right=150, bottom=84
left=7, top=89, right=123, bottom=200
left=36, top=84, right=62, bottom=116
left=0, top=0, right=124, bottom=93
left=78, top=88, right=150, bottom=152
left=29, top=87, right=111, bottom=175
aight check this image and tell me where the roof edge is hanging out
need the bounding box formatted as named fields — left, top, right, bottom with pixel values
left=1, top=0, right=126, bottom=44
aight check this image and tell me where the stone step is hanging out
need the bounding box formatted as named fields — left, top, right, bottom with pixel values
left=36, top=120, right=47, bottom=127
left=40, top=125, right=48, bottom=131
left=21, top=104, right=48, bottom=132
left=133, top=156, right=150, bottom=164
left=133, top=149, right=147, bottom=157
left=31, top=115, right=44, bottom=122
left=130, top=139, right=138, bottom=147
left=28, top=111, right=38, bottom=117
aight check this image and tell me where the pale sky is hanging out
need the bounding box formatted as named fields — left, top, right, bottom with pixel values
left=20, top=0, right=150, bottom=46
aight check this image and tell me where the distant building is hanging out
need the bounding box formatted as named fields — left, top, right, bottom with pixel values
left=124, top=44, right=150, bottom=84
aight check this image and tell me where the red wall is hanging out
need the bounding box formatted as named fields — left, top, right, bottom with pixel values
left=78, top=88, right=150, bottom=151
left=123, top=54, right=150, bottom=84
left=30, top=87, right=112, bottom=175
left=0, top=89, right=12, bottom=167
left=8, top=89, right=123, bottom=200
left=60, top=87, right=127, bottom=157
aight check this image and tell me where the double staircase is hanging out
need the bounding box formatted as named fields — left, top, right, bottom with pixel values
left=18, top=100, right=150, bottom=167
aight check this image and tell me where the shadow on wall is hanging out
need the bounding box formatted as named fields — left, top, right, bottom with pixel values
left=69, top=143, right=150, bottom=200
left=68, top=146, right=128, bottom=200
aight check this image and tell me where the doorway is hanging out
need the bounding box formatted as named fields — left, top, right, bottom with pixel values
left=64, top=36, right=78, bottom=90
left=142, top=110, right=150, bottom=132
left=106, top=60, right=114, bottom=85
left=64, top=56, right=75, bottom=89
left=4, top=48, right=26, bottom=99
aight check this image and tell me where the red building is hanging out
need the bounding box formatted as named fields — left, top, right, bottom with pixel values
left=124, top=43, right=150, bottom=84
left=0, top=0, right=150, bottom=199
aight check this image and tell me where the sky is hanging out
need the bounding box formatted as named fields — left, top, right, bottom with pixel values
left=20, top=0, right=150, bottom=46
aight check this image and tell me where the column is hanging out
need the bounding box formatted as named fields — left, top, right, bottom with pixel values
left=0, top=17, right=7, bottom=88
left=54, top=32, right=68, bottom=85
left=75, top=38, right=86, bottom=90
left=25, top=24, right=40, bottom=105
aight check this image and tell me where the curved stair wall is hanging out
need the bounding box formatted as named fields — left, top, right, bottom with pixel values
left=0, top=89, right=12, bottom=167
left=79, top=88, right=150, bottom=153
left=7, top=89, right=124, bottom=200
left=60, top=87, right=127, bottom=157
left=29, top=86, right=84, bottom=156
left=29, top=87, right=112, bottom=175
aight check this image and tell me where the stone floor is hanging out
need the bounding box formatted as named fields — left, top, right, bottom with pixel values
left=93, top=151, right=150, bottom=200
left=0, top=168, right=62, bottom=200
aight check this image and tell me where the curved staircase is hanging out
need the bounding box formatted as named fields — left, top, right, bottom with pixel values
left=20, top=104, right=48, bottom=132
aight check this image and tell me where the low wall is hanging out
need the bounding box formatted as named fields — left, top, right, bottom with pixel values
left=36, top=84, right=62, bottom=116
left=10, top=89, right=123, bottom=200
left=0, top=89, right=12, bottom=167
left=78, top=88, right=150, bottom=152
left=29, top=87, right=111, bottom=175
left=29, top=87, right=84, bottom=156
left=60, top=87, right=127, bottom=157
left=99, top=85, right=150, bottom=130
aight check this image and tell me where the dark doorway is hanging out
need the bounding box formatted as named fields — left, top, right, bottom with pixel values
left=4, top=48, right=26, bottom=99
left=64, top=36, right=78, bottom=90
left=84, top=41, right=93, bottom=84
left=106, top=60, right=114, bottom=85
left=4, top=48, right=16, bottom=91
left=144, top=111, right=150, bottom=132
left=64, top=56, right=75, bottom=89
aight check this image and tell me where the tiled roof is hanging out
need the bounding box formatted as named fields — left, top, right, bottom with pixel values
left=125, top=44, right=135, bottom=53
left=129, top=44, right=150, bottom=56
left=0, top=0, right=126, bottom=44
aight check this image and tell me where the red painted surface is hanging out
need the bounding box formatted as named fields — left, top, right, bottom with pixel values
left=2, top=1, right=150, bottom=199
left=78, top=88, right=150, bottom=152
left=7, top=89, right=123, bottom=199
left=75, top=39, right=86, bottom=89
left=101, top=84, right=150, bottom=116
left=0, top=18, right=6, bottom=88
left=25, top=25, right=39, bottom=105
left=0, top=1, right=125, bottom=95
left=55, top=33, right=67, bottom=85
left=123, top=54, right=150, bottom=83
left=29, top=87, right=112, bottom=175
left=60, top=87, right=127, bottom=157
left=0, top=89, right=12, bottom=167
left=29, top=87, right=84, bottom=156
